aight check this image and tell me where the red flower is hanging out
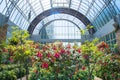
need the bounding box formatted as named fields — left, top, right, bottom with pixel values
left=99, top=60, right=103, bottom=64
left=42, top=62, right=49, bottom=69
left=47, top=53, right=51, bottom=58
left=112, top=73, right=115, bottom=77
left=82, top=66, right=86, bottom=70
left=103, top=62, right=107, bottom=66
left=60, top=49, right=65, bottom=54
left=54, top=52, right=60, bottom=58
left=35, top=45, right=39, bottom=49
left=33, top=69, right=38, bottom=74
left=77, top=48, right=81, bottom=53
left=83, top=54, right=89, bottom=60
left=9, top=57, right=13, bottom=62
left=52, top=46, right=57, bottom=50
left=10, top=51, right=14, bottom=56
left=66, top=50, right=70, bottom=55
left=2, top=48, right=8, bottom=52
left=31, top=56, right=35, bottom=62
left=104, top=73, right=107, bottom=76
left=51, top=58, right=55, bottom=62
left=37, top=51, right=42, bottom=58
left=97, top=41, right=109, bottom=51
left=42, top=46, right=47, bottom=52
left=67, top=44, right=71, bottom=49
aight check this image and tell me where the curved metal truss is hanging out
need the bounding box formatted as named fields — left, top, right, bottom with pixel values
left=28, top=8, right=93, bottom=34
left=39, top=18, right=81, bottom=34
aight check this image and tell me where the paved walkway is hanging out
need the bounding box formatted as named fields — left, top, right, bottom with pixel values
left=94, top=76, right=103, bottom=80
left=17, top=76, right=26, bottom=80
left=17, top=76, right=102, bottom=80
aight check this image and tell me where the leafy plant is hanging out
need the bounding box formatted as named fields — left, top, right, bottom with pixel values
left=80, top=38, right=102, bottom=80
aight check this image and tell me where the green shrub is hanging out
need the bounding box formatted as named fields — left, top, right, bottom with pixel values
left=13, top=67, right=26, bottom=78
left=0, top=64, right=20, bottom=71
left=0, top=64, right=26, bottom=80
left=0, top=70, right=17, bottom=80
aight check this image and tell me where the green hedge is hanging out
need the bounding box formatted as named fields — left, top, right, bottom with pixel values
left=0, top=67, right=26, bottom=80
left=0, top=70, right=17, bottom=80
left=0, top=64, right=20, bottom=71
left=0, top=64, right=26, bottom=80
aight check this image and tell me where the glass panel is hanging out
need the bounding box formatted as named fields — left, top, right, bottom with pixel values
left=41, top=0, right=51, bottom=10
left=0, top=0, right=7, bottom=14
left=40, top=20, right=81, bottom=39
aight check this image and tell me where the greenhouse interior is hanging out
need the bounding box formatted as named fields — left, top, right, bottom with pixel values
left=0, top=0, right=120, bottom=80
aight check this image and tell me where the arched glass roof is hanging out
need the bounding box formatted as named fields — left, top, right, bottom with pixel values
left=17, top=0, right=106, bottom=21
left=33, top=14, right=85, bottom=35
left=16, top=0, right=106, bottom=22
left=39, top=20, right=81, bottom=39
left=0, top=0, right=120, bottom=33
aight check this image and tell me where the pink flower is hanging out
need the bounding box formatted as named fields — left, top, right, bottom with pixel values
left=37, top=51, right=42, bottom=58
left=42, top=62, right=49, bottom=69
left=54, top=53, right=60, bottom=58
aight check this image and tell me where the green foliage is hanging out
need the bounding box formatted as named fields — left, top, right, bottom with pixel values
left=96, top=54, right=120, bottom=80
left=0, top=64, right=26, bottom=79
left=80, top=25, right=94, bottom=35
left=8, top=26, right=30, bottom=45
left=7, top=26, right=33, bottom=63
left=0, top=64, right=20, bottom=71
left=73, top=70, right=94, bottom=80
left=86, top=25, right=94, bottom=30
left=0, top=41, right=9, bottom=64
left=0, top=70, right=17, bottom=80
left=80, top=38, right=103, bottom=80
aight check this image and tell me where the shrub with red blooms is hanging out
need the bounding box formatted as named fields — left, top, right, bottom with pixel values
left=97, top=41, right=109, bottom=48
left=29, top=40, right=120, bottom=80
left=96, top=54, right=120, bottom=80
left=96, top=41, right=110, bottom=52
left=30, top=42, right=83, bottom=80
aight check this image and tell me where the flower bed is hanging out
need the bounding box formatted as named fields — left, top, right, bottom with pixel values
left=0, top=28, right=120, bottom=80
